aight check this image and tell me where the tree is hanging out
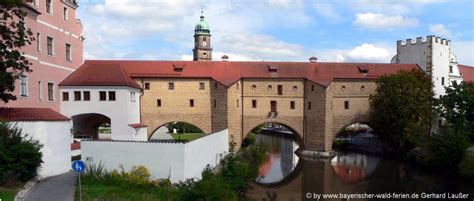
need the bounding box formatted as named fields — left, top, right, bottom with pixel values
left=0, top=0, right=34, bottom=103
left=369, top=69, right=434, bottom=155
left=436, top=82, right=474, bottom=141
left=0, top=122, right=42, bottom=186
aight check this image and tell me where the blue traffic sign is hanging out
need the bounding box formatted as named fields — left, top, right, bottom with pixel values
left=72, top=160, right=86, bottom=173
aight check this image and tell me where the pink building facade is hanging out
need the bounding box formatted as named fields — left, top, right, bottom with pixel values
left=0, top=0, right=84, bottom=112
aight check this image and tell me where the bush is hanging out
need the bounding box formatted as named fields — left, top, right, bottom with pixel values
left=459, top=149, right=474, bottom=179
left=427, top=128, right=470, bottom=172
left=111, top=165, right=158, bottom=187
left=0, top=122, right=42, bottom=186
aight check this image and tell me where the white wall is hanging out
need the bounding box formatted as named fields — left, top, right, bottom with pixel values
left=81, top=129, right=229, bottom=183
left=16, top=121, right=72, bottom=178
left=60, top=86, right=147, bottom=141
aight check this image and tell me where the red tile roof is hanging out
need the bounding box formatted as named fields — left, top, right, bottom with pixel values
left=60, top=60, right=420, bottom=87
left=71, top=142, right=81, bottom=150
left=0, top=107, right=70, bottom=122
left=128, top=123, right=148, bottom=128
left=459, top=64, right=474, bottom=83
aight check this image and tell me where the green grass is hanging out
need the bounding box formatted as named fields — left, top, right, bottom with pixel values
left=170, top=133, right=205, bottom=142
left=0, top=187, right=18, bottom=201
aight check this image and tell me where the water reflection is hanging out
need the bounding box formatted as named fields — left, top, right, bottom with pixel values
left=247, top=132, right=473, bottom=201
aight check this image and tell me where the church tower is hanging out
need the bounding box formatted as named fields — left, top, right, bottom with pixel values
left=193, top=11, right=212, bottom=61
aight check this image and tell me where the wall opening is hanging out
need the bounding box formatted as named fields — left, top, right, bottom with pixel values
left=72, top=113, right=111, bottom=140
left=150, top=121, right=205, bottom=142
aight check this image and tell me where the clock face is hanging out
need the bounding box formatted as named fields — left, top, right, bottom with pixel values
left=202, top=41, right=207, bottom=47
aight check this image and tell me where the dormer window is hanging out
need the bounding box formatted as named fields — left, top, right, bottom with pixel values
left=358, top=66, right=369, bottom=74
left=268, top=65, right=278, bottom=73
left=173, top=65, right=184, bottom=72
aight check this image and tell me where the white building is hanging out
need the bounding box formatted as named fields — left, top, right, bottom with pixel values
left=391, top=35, right=464, bottom=97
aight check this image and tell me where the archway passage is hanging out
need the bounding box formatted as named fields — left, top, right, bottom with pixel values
left=72, top=113, right=111, bottom=140
left=244, top=122, right=302, bottom=185
left=149, top=121, right=205, bottom=142
left=333, top=123, right=383, bottom=152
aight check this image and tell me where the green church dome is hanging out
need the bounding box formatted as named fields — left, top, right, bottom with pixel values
left=195, top=12, right=210, bottom=35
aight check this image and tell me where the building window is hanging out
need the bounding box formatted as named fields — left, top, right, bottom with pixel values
left=236, top=83, right=239, bottom=89
left=267, top=85, right=272, bottom=90
left=308, top=102, right=312, bottom=110
left=63, top=7, right=68, bottom=20
left=251, top=84, right=256, bottom=90
left=290, top=101, right=295, bottom=109
left=441, top=77, right=445, bottom=85
left=20, top=75, right=28, bottom=97
left=344, top=101, right=350, bottom=109
left=74, top=91, right=81, bottom=101
left=108, top=91, right=116, bottom=101
left=66, top=43, right=72, bottom=61
left=47, top=37, right=54, bottom=55
left=199, top=82, right=205, bottom=90
left=237, top=99, right=239, bottom=107
left=157, top=99, right=161, bottom=107
left=214, top=82, right=217, bottom=89
left=449, top=66, right=453, bottom=73
left=99, top=91, right=106, bottom=101
left=36, top=33, right=41, bottom=52
left=361, top=85, right=365, bottom=91
left=190, top=99, right=194, bottom=107
left=252, top=100, right=257, bottom=108
left=46, top=0, right=52, bottom=14
left=213, top=99, right=216, bottom=108
left=131, top=92, right=136, bottom=102
left=277, top=85, right=283, bottom=95
left=311, top=85, right=314, bottom=91
left=47, top=83, right=54, bottom=101
left=144, top=83, right=150, bottom=90
left=168, top=82, right=174, bottom=90
left=83, top=91, right=90, bottom=101
left=38, top=81, right=42, bottom=100
left=62, top=92, right=69, bottom=101
left=292, top=86, right=298, bottom=91
left=341, top=85, right=346, bottom=91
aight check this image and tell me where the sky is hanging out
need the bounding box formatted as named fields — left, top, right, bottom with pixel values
left=77, top=0, right=474, bottom=65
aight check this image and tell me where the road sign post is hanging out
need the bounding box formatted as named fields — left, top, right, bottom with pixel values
left=72, top=160, right=85, bottom=201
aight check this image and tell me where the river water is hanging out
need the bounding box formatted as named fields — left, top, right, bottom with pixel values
left=246, top=132, right=474, bottom=201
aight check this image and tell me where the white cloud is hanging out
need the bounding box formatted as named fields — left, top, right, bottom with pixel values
left=313, top=3, right=343, bottom=21
left=429, top=24, right=452, bottom=37
left=452, top=41, right=474, bottom=66
left=353, top=12, right=418, bottom=30
left=333, top=43, right=393, bottom=63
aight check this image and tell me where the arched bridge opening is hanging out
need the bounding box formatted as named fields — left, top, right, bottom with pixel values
left=149, top=121, right=206, bottom=142
left=72, top=113, right=111, bottom=140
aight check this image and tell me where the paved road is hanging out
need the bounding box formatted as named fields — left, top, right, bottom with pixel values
left=24, top=172, right=76, bottom=201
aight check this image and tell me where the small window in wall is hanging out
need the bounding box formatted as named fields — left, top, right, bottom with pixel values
left=252, top=100, right=257, bottom=108
left=47, top=37, right=54, bottom=55
left=237, top=99, right=239, bottom=108
left=74, top=91, right=81, bottom=101
left=251, top=84, right=257, bottom=90
left=131, top=92, right=136, bottom=102
left=213, top=99, right=216, bottom=108
left=157, top=99, right=161, bottom=107
left=277, top=85, right=283, bottom=95
left=20, top=75, right=28, bottom=97
left=144, top=83, right=150, bottom=90
left=449, top=66, right=453, bottom=73
left=168, top=82, right=174, bottom=90
left=311, top=85, right=314, bottom=91
left=38, top=81, right=42, bottom=100
left=46, top=0, right=52, bottom=14
left=236, top=83, right=239, bottom=89
left=361, top=85, right=365, bottom=91
left=292, top=86, right=298, bottom=91
left=36, top=33, right=41, bottom=52
left=66, top=43, right=72, bottom=61
left=99, top=91, right=106, bottom=101
left=63, top=7, right=68, bottom=20
left=47, top=83, right=54, bottom=101
left=108, top=91, right=116, bottom=101
left=199, top=82, right=205, bottom=90
left=344, top=101, right=350, bottom=109
left=83, top=91, right=90, bottom=101
left=308, top=102, right=312, bottom=110
left=214, top=82, right=218, bottom=89
left=441, top=77, right=445, bottom=85
left=190, top=99, right=194, bottom=107
left=62, top=92, right=69, bottom=101
left=290, top=101, right=295, bottom=109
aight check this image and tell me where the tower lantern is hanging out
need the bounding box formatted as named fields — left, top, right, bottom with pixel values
left=193, top=10, right=212, bottom=61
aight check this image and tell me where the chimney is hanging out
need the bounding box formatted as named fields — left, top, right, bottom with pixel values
left=309, top=56, right=318, bottom=63
left=221, top=55, right=229, bottom=62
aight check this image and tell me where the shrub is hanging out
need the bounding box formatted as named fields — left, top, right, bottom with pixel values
left=427, top=128, right=470, bottom=172
left=0, top=122, right=42, bottom=186
left=111, top=165, right=158, bottom=187
left=459, top=149, right=474, bottom=179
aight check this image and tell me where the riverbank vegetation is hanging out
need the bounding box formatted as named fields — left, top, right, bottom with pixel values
left=76, top=142, right=266, bottom=200
left=369, top=70, right=473, bottom=179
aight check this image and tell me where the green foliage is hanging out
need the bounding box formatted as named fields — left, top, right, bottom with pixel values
left=166, top=122, right=203, bottom=133
left=111, top=165, right=158, bottom=187
left=459, top=150, right=474, bottom=179
left=436, top=82, right=474, bottom=142
left=369, top=69, right=434, bottom=155
left=0, top=122, right=42, bottom=186
left=242, top=132, right=257, bottom=147
left=0, top=0, right=34, bottom=103
left=427, top=128, right=470, bottom=172
left=170, top=133, right=205, bottom=142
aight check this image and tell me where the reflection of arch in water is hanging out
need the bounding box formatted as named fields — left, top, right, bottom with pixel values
left=244, top=121, right=304, bottom=148
left=149, top=121, right=205, bottom=140
left=254, top=158, right=304, bottom=188
left=72, top=113, right=111, bottom=139
left=330, top=153, right=380, bottom=183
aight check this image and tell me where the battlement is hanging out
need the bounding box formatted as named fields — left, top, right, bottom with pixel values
left=397, top=35, right=450, bottom=46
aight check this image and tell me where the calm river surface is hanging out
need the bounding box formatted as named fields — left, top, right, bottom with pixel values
left=246, top=132, right=474, bottom=201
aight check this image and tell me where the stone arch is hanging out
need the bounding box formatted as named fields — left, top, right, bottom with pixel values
left=71, top=113, right=111, bottom=139
left=148, top=120, right=208, bottom=139
left=243, top=118, right=304, bottom=147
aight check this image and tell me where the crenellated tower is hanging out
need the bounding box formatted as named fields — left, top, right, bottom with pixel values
left=193, top=11, right=212, bottom=61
